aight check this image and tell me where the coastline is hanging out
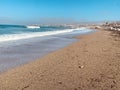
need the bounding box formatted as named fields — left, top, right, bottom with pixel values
left=0, top=28, right=94, bottom=73
left=0, top=29, right=120, bottom=90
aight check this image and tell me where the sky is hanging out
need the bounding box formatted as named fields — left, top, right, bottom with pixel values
left=0, top=0, right=120, bottom=24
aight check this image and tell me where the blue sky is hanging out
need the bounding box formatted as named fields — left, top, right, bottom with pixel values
left=0, top=0, right=120, bottom=24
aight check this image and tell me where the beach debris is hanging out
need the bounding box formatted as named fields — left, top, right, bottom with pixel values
left=21, top=85, right=30, bottom=90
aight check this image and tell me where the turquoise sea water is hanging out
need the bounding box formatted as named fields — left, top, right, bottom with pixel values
left=0, top=25, right=69, bottom=34
left=0, top=25, right=71, bottom=42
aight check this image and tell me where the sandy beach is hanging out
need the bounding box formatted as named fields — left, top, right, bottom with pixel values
left=0, top=29, right=120, bottom=90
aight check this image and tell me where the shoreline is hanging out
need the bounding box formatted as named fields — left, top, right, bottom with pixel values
left=0, top=28, right=94, bottom=73
left=0, top=29, right=120, bottom=90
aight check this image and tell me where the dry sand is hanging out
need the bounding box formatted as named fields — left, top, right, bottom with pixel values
left=0, top=29, right=120, bottom=90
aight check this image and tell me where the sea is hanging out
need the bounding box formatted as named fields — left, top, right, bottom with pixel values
left=0, top=24, right=95, bottom=72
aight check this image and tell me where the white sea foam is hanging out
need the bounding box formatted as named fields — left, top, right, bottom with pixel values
left=26, top=25, right=40, bottom=29
left=0, top=27, right=88, bottom=42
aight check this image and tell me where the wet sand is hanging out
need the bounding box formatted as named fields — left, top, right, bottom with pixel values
left=0, top=29, right=120, bottom=90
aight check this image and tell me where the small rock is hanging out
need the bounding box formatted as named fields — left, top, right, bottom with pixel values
left=58, top=81, right=62, bottom=84
left=74, top=88, right=78, bottom=90
left=79, top=65, right=84, bottom=68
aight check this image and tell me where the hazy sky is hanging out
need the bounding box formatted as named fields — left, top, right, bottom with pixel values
left=0, top=0, right=120, bottom=24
